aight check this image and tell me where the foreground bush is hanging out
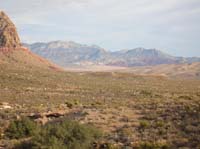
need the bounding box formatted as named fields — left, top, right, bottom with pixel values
left=14, top=118, right=102, bottom=149
left=6, top=117, right=37, bottom=139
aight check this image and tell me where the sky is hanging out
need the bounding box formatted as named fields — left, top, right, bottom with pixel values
left=1, top=0, right=200, bottom=57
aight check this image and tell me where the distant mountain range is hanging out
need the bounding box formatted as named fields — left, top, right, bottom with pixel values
left=23, top=41, right=200, bottom=67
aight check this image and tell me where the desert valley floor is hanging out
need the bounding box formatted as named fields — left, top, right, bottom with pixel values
left=0, top=61, right=200, bottom=148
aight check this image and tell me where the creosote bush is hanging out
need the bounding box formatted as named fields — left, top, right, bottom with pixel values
left=139, top=120, right=150, bottom=130
left=139, top=142, right=169, bottom=149
left=6, top=117, right=37, bottom=139
left=11, top=118, right=102, bottom=149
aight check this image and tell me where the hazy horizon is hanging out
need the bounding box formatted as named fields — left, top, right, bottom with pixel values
left=1, top=0, right=200, bottom=57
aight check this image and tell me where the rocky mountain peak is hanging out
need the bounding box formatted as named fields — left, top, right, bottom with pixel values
left=0, top=11, right=21, bottom=48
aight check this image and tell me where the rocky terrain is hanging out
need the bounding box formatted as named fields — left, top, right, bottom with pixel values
left=0, top=11, right=21, bottom=48
left=24, top=41, right=200, bottom=67
left=0, top=11, right=59, bottom=70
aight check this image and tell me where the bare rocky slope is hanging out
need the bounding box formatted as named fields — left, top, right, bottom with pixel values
left=0, top=11, right=21, bottom=48
left=0, top=11, right=59, bottom=70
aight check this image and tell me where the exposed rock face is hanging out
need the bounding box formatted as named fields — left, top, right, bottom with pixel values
left=0, top=11, right=60, bottom=70
left=0, top=11, right=21, bottom=48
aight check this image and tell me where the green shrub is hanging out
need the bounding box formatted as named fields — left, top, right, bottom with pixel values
left=155, top=121, right=165, bottom=128
left=6, top=117, right=37, bottom=139
left=139, top=142, right=168, bottom=149
left=120, top=127, right=133, bottom=138
left=178, top=95, right=192, bottom=100
left=139, top=120, right=150, bottom=129
left=18, top=119, right=102, bottom=149
left=140, top=90, right=153, bottom=97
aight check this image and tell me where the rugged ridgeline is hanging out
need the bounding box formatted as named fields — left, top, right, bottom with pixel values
left=24, top=41, right=200, bottom=67
left=108, top=48, right=178, bottom=66
left=0, top=11, right=59, bottom=70
left=23, top=41, right=110, bottom=67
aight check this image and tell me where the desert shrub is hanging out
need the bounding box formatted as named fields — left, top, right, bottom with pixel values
left=155, top=121, right=165, bottom=128
left=139, top=120, right=150, bottom=130
left=119, top=127, right=133, bottom=139
left=95, top=142, right=120, bottom=149
left=18, top=119, right=102, bottom=149
left=139, top=142, right=169, bottom=149
left=0, top=127, right=3, bottom=139
left=0, top=110, right=9, bottom=119
left=140, top=90, right=153, bottom=97
left=5, top=117, right=37, bottom=139
left=178, top=95, right=192, bottom=100
left=65, top=101, right=74, bottom=108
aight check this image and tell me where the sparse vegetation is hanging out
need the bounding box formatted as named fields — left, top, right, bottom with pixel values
left=0, top=63, right=200, bottom=148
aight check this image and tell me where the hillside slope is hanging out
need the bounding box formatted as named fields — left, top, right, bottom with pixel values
left=0, top=11, right=59, bottom=71
left=125, top=62, right=200, bottom=79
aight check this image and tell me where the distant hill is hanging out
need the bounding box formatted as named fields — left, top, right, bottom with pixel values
left=125, top=62, right=200, bottom=79
left=24, top=41, right=200, bottom=67
left=108, top=48, right=178, bottom=66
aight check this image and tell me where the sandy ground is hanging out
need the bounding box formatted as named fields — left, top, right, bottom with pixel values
left=64, top=65, right=128, bottom=72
